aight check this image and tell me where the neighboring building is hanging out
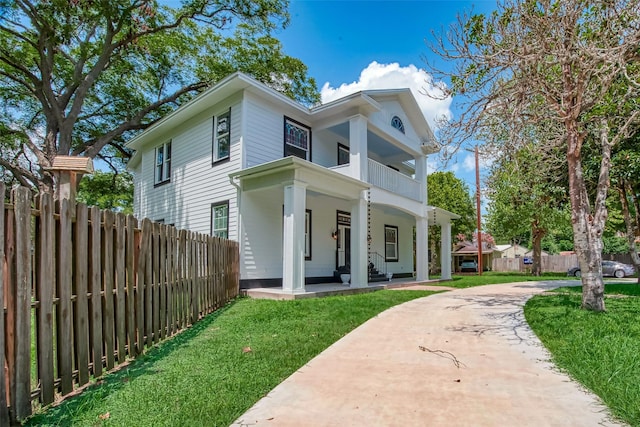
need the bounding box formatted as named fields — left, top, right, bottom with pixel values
left=127, top=72, right=458, bottom=293
left=452, top=241, right=495, bottom=272
left=494, top=243, right=530, bottom=259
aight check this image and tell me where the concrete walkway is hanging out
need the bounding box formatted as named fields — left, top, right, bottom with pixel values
left=232, top=280, right=625, bottom=427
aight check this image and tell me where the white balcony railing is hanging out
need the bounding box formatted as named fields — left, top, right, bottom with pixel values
left=367, top=158, right=421, bottom=201
left=328, top=159, right=422, bottom=202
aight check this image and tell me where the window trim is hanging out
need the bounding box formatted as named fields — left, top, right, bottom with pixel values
left=283, top=116, right=312, bottom=161
left=305, top=209, right=312, bottom=260
left=384, top=224, right=399, bottom=262
left=212, top=108, right=231, bottom=165
left=337, top=143, right=350, bottom=166
left=211, top=200, right=230, bottom=239
left=154, top=141, right=172, bottom=186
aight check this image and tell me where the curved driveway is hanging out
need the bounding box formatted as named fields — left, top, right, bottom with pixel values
left=232, top=281, right=625, bottom=427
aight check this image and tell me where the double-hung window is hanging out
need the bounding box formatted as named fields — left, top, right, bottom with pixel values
left=211, top=201, right=229, bottom=239
left=284, top=117, right=311, bottom=161
left=213, top=108, right=231, bottom=164
left=155, top=141, right=171, bottom=185
left=337, top=143, right=349, bottom=166
left=384, top=225, right=399, bottom=262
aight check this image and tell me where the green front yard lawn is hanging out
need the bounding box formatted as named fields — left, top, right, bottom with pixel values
left=24, top=290, right=436, bottom=427
left=525, top=283, right=640, bottom=426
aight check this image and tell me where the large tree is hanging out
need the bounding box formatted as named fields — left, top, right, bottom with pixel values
left=486, top=144, right=567, bottom=275
left=427, top=0, right=640, bottom=311
left=0, top=0, right=319, bottom=192
left=427, top=171, right=476, bottom=273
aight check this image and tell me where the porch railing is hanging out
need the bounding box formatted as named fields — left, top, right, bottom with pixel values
left=367, top=158, right=421, bottom=201
left=369, top=251, right=387, bottom=276
left=328, top=160, right=422, bottom=202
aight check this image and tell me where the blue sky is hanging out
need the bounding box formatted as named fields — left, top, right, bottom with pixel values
left=274, top=0, right=497, bottom=189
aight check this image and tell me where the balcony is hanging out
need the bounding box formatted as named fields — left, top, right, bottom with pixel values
left=329, top=159, right=421, bottom=202
left=367, top=158, right=421, bottom=201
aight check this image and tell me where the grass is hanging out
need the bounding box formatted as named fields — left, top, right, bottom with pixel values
left=525, top=283, right=640, bottom=426
left=24, top=290, right=436, bottom=427
left=432, top=271, right=569, bottom=288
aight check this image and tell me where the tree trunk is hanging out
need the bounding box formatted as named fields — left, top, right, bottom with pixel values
left=618, top=184, right=640, bottom=284
left=566, top=127, right=606, bottom=312
left=531, top=221, right=545, bottom=277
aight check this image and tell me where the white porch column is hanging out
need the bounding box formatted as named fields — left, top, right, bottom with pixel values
left=350, top=190, right=368, bottom=287
left=416, top=216, right=429, bottom=281
left=282, top=180, right=307, bottom=293
left=415, top=155, right=427, bottom=203
left=349, top=115, right=368, bottom=182
left=440, top=221, right=452, bottom=280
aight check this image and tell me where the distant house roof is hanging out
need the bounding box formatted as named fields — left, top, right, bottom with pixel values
left=453, top=243, right=495, bottom=255
left=494, top=244, right=512, bottom=252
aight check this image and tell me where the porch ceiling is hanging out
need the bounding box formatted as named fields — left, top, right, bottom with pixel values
left=326, top=122, right=413, bottom=162
left=427, top=206, right=460, bottom=226
left=230, top=157, right=369, bottom=200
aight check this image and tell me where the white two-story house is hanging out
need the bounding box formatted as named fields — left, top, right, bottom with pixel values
left=127, top=72, right=457, bottom=293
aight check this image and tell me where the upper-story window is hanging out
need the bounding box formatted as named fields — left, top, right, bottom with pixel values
left=337, top=143, right=349, bottom=166
left=284, top=117, right=311, bottom=161
left=391, top=116, right=405, bottom=134
left=155, top=141, right=171, bottom=185
left=213, top=108, right=231, bottom=164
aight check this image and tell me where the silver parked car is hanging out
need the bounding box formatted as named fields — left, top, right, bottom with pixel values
left=567, top=260, right=636, bottom=278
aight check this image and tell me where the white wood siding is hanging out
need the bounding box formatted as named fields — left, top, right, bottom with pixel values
left=370, top=100, right=420, bottom=142
left=134, top=98, right=241, bottom=239
left=243, top=92, right=313, bottom=168
left=369, top=207, right=415, bottom=276
left=313, top=128, right=347, bottom=168
left=240, top=189, right=354, bottom=280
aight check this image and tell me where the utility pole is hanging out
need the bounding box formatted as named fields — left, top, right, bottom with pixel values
left=475, top=145, right=482, bottom=275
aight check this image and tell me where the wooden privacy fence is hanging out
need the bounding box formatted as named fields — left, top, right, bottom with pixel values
left=492, top=254, right=579, bottom=273
left=0, top=184, right=239, bottom=423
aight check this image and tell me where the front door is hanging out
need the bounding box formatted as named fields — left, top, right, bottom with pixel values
left=336, top=211, right=351, bottom=268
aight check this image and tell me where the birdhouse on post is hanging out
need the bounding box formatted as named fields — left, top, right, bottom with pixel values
left=46, top=156, right=94, bottom=204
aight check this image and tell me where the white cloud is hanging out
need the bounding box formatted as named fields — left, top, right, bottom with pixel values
left=320, top=62, right=452, bottom=129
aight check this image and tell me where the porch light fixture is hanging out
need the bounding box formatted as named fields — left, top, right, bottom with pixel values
left=331, top=230, right=339, bottom=240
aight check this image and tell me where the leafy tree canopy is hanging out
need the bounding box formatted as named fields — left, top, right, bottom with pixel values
left=77, top=170, right=133, bottom=214
left=0, top=0, right=319, bottom=191
left=427, top=171, right=476, bottom=239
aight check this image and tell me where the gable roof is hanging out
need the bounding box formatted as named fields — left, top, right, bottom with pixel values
left=126, top=72, right=439, bottom=166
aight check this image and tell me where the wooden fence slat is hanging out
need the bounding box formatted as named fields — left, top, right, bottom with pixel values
left=152, top=223, right=159, bottom=344
left=115, top=214, right=127, bottom=363
left=57, top=198, right=74, bottom=395
left=5, top=203, right=15, bottom=421
left=90, top=206, right=103, bottom=377
left=74, top=203, right=90, bottom=386
left=0, top=183, right=8, bottom=425
left=136, top=219, right=150, bottom=353
left=102, top=210, right=115, bottom=370
left=12, top=187, right=31, bottom=420
left=126, top=215, right=137, bottom=357
left=166, top=226, right=174, bottom=337
left=145, top=223, right=153, bottom=347
left=36, top=193, right=55, bottom=405
left=191, top=236, right=197, bottom=323
left=159, top=225, right=166, bottom=340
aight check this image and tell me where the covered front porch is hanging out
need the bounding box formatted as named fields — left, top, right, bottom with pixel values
left=230, top=157, right=446, bottom=294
